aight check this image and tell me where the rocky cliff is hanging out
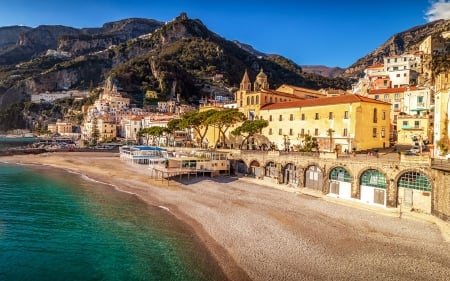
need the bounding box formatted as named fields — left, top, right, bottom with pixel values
left=0, top=26, right=32, bottom=49
left=343, top=19, right=450, bottom=78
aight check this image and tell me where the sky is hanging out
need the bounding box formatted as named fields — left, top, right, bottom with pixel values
left=0, top=0, right=449, bottom=68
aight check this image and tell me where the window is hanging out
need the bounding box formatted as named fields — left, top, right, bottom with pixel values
left=314, top=128, right=319, bottom=136
left=383, top=80, right=388, bottom=86
left=343, top=128, right=348, bottom=137
left=373, top=108, right=378, bottom=123
left=374, top=95, right=379, bottom=100
left=315, top=113, right=319, bottom=120
left=269, top=128, right=272, bottom=135
left=417, top=96, right=423, bottom=103
left=270, top=97, right=273, bottom=103
left=329, top=112, right=333, bottom=120
left=289, top=128, right=293, bottom=135
left=247, top=97, right=250, bottom=105
left=301, top=113, right=305, bottom=120
left=396, top=74, right=400, bottom=77
left=387, top=58, right=390, bottom=63
left=414, top=121, right=420, bottom=128
left=256, top=96, right=259, bottom=104
left=289, top=114, right=294, bottom=121
left=384, top=94, right=389, bottom=101
left=269, top=115, right=272, bottom=121
left=251, top=96, right=254, bottom=105
left=381, top=127, right=385, bottom=137
left=372, top=128, right=377, bottom=138
left=265, top=96, right=268, bottom=103
left=344, top=111, right=349, bottom=119
left=394, top=93, right=400, bottom=100
left=300, top=128, right=305, bottom=136
left=279, top=129, right=282, bottom=135
left=403, top=121, right=408, bottom=126
left=279, top=115, right=283, bottom=121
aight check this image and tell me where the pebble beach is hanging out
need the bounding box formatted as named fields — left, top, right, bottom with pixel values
left=1, top=151, right=450, bottom=281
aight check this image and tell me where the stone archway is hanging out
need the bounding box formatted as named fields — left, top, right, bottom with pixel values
left=304, top=165, right=323, bottom=191
left=283, top=163, right=298, bottom=186
left=328, top=166, right=352, bottom=199
left=231, top=159, right=248, bottom=176
left=249, top=160, right=262, bottom=178
left=359, top=168, right=388, bottom=206
left=396, top=170, right=432, bottom=213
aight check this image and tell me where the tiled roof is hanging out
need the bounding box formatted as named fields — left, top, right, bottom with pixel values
left=369, top=86, right=417, bottom=94
left=367, top=64, right=384, bottom=69
left=260, top=94, right=390, bottom=110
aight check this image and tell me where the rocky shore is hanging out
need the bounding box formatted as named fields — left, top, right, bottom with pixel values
left=1, top=152, right=449, bottom=281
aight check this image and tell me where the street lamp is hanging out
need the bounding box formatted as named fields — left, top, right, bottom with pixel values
left=283, top=135, right=290, bottom=151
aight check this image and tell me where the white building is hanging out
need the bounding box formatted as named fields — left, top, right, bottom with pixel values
left=383, top=54, right=421, bottom=88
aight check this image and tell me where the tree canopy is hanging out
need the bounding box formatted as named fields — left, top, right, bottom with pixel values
left=231, top=119, right=268, bottom=148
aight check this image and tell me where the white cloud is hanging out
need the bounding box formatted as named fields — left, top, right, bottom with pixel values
left=425, top=0, right=450, bottom=21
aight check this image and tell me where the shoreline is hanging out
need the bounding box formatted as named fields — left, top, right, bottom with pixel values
left=0, top=152, right=250, bottom=281
left=2, top=151, right=450, bottom=281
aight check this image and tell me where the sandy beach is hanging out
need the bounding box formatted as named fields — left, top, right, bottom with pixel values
left=1, top=151, right=450, bottom=281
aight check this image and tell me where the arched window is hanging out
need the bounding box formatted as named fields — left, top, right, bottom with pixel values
left=256, top=96, right=259, bottom=104
left=329, top=167, right=351, bottom=182
left=360, top=169, right=387, bottom=188
left=398, top=171, right=431, bottom=191
left=247, top=97, right=250, bottom=105
left=251, top=96, right=254, bottom=105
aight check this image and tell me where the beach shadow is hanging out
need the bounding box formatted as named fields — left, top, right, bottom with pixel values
left=172, top=175, right=239, bottom=185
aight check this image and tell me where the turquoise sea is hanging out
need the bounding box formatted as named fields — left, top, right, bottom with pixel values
left=0, top=163, right=227, bottom=281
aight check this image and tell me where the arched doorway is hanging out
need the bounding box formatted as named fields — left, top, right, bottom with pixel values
left=397, top=171, right=432, bottom=213
left=231, top=160, right=247, bottom=176
left=360, top=169, right=387, bottom=206
left=329, top=167, right=352, bottom=199
left=283, top=163, right=298, bottom=186
left=249, top=160, right=262, bottom=178
left=304, top=165, right=323, bottom=191
left=265, top=161, right=277, bottom=179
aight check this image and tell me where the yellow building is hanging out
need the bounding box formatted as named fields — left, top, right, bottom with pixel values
left=82, top=117, right=117, bottom=143
left=235, top=69, right=324, bottom=120
left=47, top=121, right=73, bottom=135
left=397, top=114, right=431, bottom=146
left=259, top=95, right=392, bottom=152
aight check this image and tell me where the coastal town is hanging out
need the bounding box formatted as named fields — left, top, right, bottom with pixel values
left=1, top=6, right=450, bottom=280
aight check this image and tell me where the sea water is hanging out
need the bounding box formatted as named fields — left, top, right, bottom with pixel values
left=0, top=164, right=227, bottom=281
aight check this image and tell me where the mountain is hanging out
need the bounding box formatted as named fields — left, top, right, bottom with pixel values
left=0, top=13, right=350, bottom=115
left=301, top=65, right=345, bottom=78
left=0, top=26, right=32, bottom=49
left=344, top=19, right=450, bottom=78
left=0, top=18, right=163, bottom=66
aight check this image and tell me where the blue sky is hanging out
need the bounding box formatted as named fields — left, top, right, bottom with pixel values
left=0, top=0, right=449, bottom=68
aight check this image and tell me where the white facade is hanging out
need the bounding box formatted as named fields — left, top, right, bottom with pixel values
left=384, top=54, right=421, bottom=88
left=402, top=87, right=433, bottom=115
